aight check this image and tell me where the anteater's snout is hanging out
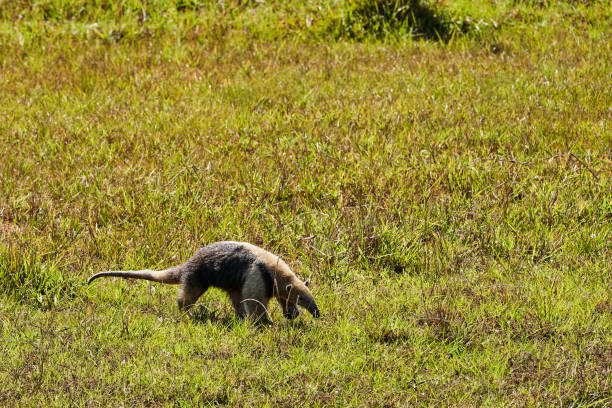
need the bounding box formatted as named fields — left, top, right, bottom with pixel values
left=309, top=304, right=320, bottom=318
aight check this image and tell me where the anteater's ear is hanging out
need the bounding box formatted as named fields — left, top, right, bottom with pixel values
left=304, top=279, right=310, bottom=287
left=285, top=284, right=293, bottom=292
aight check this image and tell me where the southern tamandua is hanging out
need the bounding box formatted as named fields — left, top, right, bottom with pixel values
left=88, top=241, right=320, bottom=323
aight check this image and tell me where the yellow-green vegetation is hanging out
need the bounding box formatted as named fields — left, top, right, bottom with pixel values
left=0, top=0, right=610, bottom=406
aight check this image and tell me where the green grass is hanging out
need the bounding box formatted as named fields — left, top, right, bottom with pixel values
left=0, top=0, right=610, bottom=406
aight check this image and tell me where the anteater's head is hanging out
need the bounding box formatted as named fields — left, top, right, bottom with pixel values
left=278, top=278, right=320, bottom=319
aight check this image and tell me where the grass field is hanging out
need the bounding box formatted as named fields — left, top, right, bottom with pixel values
left=0, top=0, right=610, bottom=406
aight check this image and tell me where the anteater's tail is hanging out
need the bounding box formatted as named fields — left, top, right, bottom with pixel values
left=87, top=266, right=182, bottom=285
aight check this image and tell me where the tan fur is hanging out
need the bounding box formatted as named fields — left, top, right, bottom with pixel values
left=240, top=243, right=317, bottom=318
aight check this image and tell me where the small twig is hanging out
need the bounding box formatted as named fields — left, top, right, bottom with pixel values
left=87, top=209, right=100, bottom=255
left=496, top=157, right=532, bottom=166
left=569, top=152, right=599, bottom=181
left=240, top=298, right=269, bottom=312
left=240, top=298, right=273, bottom=323
left=334, top=275, right=374, bottom=293
left=285, top=283, right=294, bottom=312
left=363, top=299, right=380, bottom=326
left=164, top=165, right=199, bottom=187
left=307, top=244, right=333, bottom=258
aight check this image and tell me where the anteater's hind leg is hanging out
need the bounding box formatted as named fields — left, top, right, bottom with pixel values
left=176, top=283, right=207, bottom=311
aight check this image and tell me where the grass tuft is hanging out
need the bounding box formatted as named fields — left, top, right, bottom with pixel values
left=333, top=0, right=469, bottom=41
left=0, top=246, right=76, bottom=309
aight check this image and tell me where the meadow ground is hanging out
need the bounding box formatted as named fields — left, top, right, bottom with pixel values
left=0, top=0, right=610, bottom=406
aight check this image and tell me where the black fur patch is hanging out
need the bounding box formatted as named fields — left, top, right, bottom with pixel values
left=258, top=263, right=274, bottom=299
left=188, top=242, right=257, bottom=290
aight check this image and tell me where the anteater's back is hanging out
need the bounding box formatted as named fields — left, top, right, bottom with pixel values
left=188, top=241, right=260, bottom=290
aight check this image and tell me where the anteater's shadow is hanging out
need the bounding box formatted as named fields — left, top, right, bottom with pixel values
left=187, top=304, right=237, bottom=327
left=186, top=304, right=310, bottom=330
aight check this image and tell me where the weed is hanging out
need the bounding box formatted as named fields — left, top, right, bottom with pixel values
left=333, top=0, right=467, bottom=41
left=0, top=246, right=76, bottom=309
